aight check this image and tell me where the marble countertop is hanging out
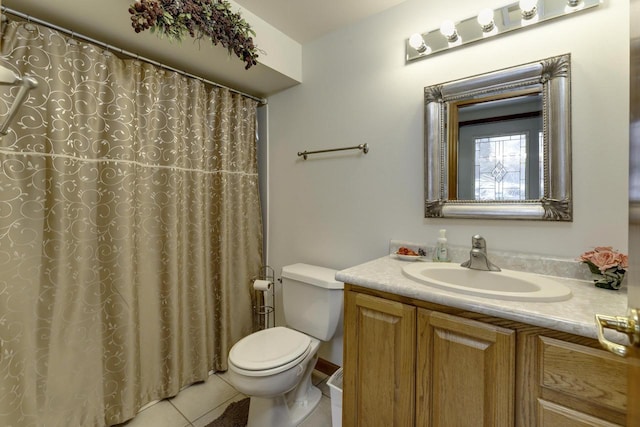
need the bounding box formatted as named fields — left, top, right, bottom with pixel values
left=336, top=255, right=630, bottom=344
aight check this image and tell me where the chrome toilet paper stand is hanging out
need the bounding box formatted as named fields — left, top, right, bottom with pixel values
left=252, top=265, right=275, bottom=331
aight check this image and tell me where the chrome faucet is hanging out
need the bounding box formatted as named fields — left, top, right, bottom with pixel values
left=461, top=235, right=501, bottom=272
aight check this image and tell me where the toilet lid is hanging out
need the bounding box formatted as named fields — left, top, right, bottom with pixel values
left=229, top=327, right=311, bottom=371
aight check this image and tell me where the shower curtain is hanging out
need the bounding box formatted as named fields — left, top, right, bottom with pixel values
left=0, top=18, right=263, bottom=427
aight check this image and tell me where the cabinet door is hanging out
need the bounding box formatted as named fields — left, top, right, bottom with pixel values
left=343, top=291, right=416, bottom=427
left=417, top=309, right=515, bottom=427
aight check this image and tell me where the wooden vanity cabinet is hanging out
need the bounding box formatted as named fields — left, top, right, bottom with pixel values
left=343, top=285, right=629, bottom=427
left=344, top=288, right=515, bottom=427
left=343, top=290, right=416, bottom=426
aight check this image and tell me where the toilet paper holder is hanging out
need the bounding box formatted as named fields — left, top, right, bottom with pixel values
left=252, top=265, right=275, bottom=331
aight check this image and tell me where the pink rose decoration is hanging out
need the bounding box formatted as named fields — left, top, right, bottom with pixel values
left=578, top=246, right=628, bottom=272
left=578, top=246, right=627, bottom=290
left=590, top=251, right=618, bottom=272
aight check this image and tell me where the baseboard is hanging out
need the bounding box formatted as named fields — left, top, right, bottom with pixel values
left=314, top=357, right=340, bottom=376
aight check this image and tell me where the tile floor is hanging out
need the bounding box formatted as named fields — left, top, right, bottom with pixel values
left=116, top=370, right=334, bottom=427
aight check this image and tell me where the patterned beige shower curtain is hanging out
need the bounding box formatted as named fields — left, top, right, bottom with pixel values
left=0, top=19, right=262, bottom=427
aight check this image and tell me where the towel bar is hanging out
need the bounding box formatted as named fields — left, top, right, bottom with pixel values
left=297, top=143, right=368, bottom=160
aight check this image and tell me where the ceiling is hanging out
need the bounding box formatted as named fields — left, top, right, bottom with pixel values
left=2, top=0, right=408, bottom=97
left=234, top=0, right=408, bottom=44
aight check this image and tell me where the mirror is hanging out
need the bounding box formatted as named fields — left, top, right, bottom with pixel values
left=424, top=53, right=572, bottom=221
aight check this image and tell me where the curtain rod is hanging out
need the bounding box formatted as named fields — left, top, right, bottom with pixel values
left=1, top=7, right=267, bottom=105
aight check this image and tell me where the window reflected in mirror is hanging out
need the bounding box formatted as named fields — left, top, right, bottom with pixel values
left=449, top=92, right=543, bottom=201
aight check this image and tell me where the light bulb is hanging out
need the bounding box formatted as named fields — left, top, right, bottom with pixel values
left=409, top=33, right=430, bottom=54
left=439, top=20, right=458, bottom=42
left=519, top=0, right=538, bottom=19
left=408, top=33, right=423, bottom=49
left=565, top=0, right=584, bottom=12
left=477, top=8, right=495, bottom=32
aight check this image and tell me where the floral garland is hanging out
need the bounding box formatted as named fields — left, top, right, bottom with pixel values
left=128, top=0, right=258, bottom=69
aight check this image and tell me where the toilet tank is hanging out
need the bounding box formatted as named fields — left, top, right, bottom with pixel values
left=281, top=263, right=344, bottom=341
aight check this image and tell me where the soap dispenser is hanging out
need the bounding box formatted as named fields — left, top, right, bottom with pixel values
left=433, top=229, right=450, bottom=262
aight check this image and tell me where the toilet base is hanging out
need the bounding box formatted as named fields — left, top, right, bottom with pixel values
left=246, top=385, right=321, bottom=427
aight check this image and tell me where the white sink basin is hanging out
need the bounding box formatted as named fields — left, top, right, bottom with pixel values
left=402, top=262, right=572, bottom=302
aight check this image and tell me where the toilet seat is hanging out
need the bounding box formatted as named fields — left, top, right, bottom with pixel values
left=229, top=327, right=312, bottom=377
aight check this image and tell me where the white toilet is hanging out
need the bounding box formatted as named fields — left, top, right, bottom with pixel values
left=227, top=263, right=344, bottom=427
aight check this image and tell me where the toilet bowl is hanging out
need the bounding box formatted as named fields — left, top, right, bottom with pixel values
left=228, top=328, right=321, bottom=427
left=227, top=263, right=344, bottom=427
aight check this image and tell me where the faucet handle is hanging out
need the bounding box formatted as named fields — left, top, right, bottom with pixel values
left=471, top=235, right=486, bottom=249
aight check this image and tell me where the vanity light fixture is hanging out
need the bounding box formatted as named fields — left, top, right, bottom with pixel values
left=405, top=0, right=601, bottom=63
left=409, top=33, right=431, bottom=54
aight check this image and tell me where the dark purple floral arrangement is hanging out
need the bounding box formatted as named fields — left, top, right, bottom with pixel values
left=129, top=0, right=258, bottom=69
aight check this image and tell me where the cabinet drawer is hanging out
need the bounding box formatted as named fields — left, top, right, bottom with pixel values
left=538, top=336, right=627, bottom=412
left=537, top=399, right=622, bottom=427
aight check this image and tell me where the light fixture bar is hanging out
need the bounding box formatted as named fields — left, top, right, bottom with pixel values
left=406, top=0, right=600, bottom=62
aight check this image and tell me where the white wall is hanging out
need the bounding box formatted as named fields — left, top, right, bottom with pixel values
left=231, top=0, right=303, bottom=82
left=266, top=0, right=630, bottom=365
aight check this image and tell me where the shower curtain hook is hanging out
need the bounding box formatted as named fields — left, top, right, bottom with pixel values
left=68, top=31, right=78, bottom=46
left=24, top=15, right=36, bottom=32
